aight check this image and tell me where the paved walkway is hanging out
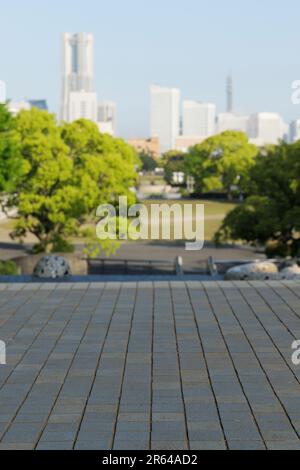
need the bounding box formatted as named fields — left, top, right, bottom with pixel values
left=0, top=280, right=300, bottom=450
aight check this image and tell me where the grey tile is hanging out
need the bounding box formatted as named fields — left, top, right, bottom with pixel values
left=151, top=441, right=188, bottom=450
left=190, top=441, right=227, bottom=450
left=113, top=441, right=149, bottom=450
left=2, top=423, right=42, bottom=443
left=36, top=441, right=74, bottom=450
left=75, top=440, right=113, bottom=450
left=1, top=282, right=300, bottom=451
left=266, top=441, right=300, bottom=450
left=228, top=441, right=265, bottom=450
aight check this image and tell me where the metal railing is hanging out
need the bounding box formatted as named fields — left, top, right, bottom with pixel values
left=87, top=256, right=184, bottom=276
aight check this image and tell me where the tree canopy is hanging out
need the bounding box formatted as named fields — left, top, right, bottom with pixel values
left=139, top=151, right=157, bottom=172
left=216, top=142, right=300, bottom=257
left=185, top=131, right=258, bottom=198
left=3, top=108, right=139, bottom=254
left=162, top=150, right=185, bottom=185
left=0, top=103, right=23, bottom=194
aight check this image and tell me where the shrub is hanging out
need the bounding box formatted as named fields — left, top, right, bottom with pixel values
left=0, top=260, right=18, bottom=275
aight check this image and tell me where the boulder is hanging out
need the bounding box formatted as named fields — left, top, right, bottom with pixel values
left=234, top=272, right=300, bottom=281
left=225, top=262, right=278, bottom=281
left=33, top=256, right=71, bottom=279
left=281, top=264, right=300, bottom=275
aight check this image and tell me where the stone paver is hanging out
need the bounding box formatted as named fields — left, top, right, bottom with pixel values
left=0, top=280, right=299, bottom=450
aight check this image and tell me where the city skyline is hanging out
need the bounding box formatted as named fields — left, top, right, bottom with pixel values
left=1, top=70, right=293, bottom=151
left=1, top=0, right=300, bottom=138
left=149, top=82, right=287, bottom=152
left=0, top=31, right=293, bottom=150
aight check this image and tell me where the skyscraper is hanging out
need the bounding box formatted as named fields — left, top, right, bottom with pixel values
left=182, top=101, right=216, bottom=138
left=28, top=100, right=48, bottom=111
left=217, top=113, right=249, bottom=133
left=8, top=99, right=48, bottom=116
left=248, top=113, right=286, bottom=145
left=60, top=33, right=98, bottom=122
left=226, top=75, right=233, bottom=113
left=8, top=101, right=31, bottom=115
left=98, top=101, right=117, bottom=134
left=0, top=81, right=6, bottom=104
left=150, top=85, right=180, bottom=154
left=290, top=119, right=300, bottom=143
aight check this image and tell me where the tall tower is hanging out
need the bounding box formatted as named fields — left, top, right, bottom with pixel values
left=226, top=75, right=233, bottom=113
left=60, top=33, right=97, bottom=122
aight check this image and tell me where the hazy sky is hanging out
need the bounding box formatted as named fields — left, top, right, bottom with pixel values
left=1, top=0, right=300, bottom=137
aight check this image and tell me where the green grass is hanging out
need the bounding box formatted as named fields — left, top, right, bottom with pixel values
left=0, top=199, right=236, bottom=247
left=203, top=218, right=225, bottom=241
left=71, top=199, right=235, bottom=243
left=143, top=199, right=237, bottom=241
left=144, top=199, right=236, bottom=216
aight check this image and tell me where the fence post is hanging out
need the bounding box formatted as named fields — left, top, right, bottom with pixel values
left=207, top=256, right=218, bottom=276
left=175, top=256, right=184, bottom=276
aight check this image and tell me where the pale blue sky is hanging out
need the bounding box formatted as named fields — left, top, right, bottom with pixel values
left=1, top=0, right=300, bottom=137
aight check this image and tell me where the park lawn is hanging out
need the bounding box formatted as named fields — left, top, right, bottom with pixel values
left=143, top=199, right=237, bottom=241
left=70, top=199, right=235, bottom=243
left=204, top=218, right=225, bottom=241
left=143, top=199, right=236, bottom=217
left=0, top=199, right=237, bottom=246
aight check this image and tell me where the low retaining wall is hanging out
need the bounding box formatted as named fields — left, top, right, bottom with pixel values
left=12, top=253, right=88, bottom=276
left=0, top=274, right=223, bottom=283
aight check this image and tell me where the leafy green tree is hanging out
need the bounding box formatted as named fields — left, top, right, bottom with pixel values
left=185, top=131, right=258, bottom=198
left=162, top=150, right=185, bottom=185
left=215, top=142, right=300, bottom=256
left=139, top=151, right=157, bottom=172
left=8, top=109, right=139, bottom=254
left=61, top=118, right=138, bottom=208
left=0, top=104, right=22, bottom=195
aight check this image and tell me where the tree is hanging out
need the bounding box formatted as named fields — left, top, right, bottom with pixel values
left=0, top=104, right=22, bottom=195
left=185, top=131, right=258, bottom=198
left=8, top=109, right=139, bottom=254
left=61, top=118, right=138, bottom=208
left=162, top=150, right=185, bottom=185
left=139, top=151, right=157, bottom=172
left=215, top=142, right=300, bottom=257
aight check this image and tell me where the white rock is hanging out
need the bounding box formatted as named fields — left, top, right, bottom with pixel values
left=281, top=264, right=300, bottom=275
left=33, top=256, right=71, bottom=279
left=240, top=272, right=296, bottom=281
left=225, top=262, right=278, bottom=281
